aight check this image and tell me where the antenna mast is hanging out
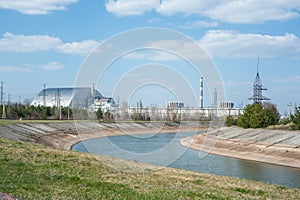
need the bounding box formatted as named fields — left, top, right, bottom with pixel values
left=0, top=81, right=3, bottom=106
left=1, top=82, right=5, bottom=119
left=257, top=55, right=259, bottom=74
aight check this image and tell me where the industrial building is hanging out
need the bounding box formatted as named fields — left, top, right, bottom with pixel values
left=31, top=75, right=243, bottom=119
left=113, top=75, right=243, bottom=120
left=31, top=86, right=116, bottom=112
left=114, top=106, right=242, bottom=121
left=167, top=101, right=184, bottom=109
left=91, top=97, right=116, bottom=113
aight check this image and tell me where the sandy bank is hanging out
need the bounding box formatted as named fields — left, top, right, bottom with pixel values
left=181, top=127, right=300, bottom=169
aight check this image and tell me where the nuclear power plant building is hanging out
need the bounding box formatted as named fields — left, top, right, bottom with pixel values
left=31, top=87, right=115, bottom=112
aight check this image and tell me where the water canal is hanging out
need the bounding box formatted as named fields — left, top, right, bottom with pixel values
left=72, top=131, right=300, bottom=188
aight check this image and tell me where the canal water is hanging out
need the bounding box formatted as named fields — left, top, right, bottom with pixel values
left=72, top=131, right=300, bottom=188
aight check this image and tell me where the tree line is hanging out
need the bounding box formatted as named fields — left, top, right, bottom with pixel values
left=0, top=103, right=114, bottom=121
left=226, top=102, right=300, bottom=130
left=0, top=104, right=72, bottom=120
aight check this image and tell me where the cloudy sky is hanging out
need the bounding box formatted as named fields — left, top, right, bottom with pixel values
left=0, top=0, right=300, bottom=114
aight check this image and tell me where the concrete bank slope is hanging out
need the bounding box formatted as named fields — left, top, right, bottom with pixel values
left=181, top=127, right=300, bottom=169
left=0, top=121, right=204, bottom=150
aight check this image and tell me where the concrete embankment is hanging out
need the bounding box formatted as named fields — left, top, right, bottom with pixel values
left=181, top=127, right=300, bottom=168
left=0, top=121, right=204, bottom=150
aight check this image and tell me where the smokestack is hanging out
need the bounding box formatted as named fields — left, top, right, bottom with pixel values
left=214, top=88, right=218, bottom=108
left=91, top=83, right=95, bottom=98
left=200, top=77, right=203, bottom=108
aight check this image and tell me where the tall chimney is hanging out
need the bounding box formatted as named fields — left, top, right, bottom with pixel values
left=91, top=83, right=95, bottom=98
left=214, top=88, right=218, bottom=108
left=200, top=76, right=203, bottom=108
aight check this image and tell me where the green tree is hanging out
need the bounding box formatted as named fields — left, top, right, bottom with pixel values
left=291, top=106, right=300, bottom=130
left=262, top=102, right=280, bottom=127
left=236, top=104, right=253, bottom=128
left=236, top=103, right=280, bottom=129
left=225, top=115, right=235, bottom=127
left=249, top=103, right=262, bottom=128
left=96, top=108, right=103, bottom=120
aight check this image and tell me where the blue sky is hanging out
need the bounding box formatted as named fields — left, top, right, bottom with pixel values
left=0, top=0, right=300, bottom=115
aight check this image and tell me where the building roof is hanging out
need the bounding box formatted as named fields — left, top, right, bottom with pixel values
left=31, top=87, right=103, bottom=108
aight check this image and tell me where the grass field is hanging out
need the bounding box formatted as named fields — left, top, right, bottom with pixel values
left=0, top=137, right=299, bottom=199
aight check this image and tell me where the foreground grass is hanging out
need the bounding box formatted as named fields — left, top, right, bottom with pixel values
left=0, top=138, right=299, bottom=199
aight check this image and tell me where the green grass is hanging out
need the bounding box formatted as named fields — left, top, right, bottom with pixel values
left=0, top=138, right=299, bottom=199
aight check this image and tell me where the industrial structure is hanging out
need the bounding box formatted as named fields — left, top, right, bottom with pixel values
left=31, top=85, right=116, bottom=113
left=199, top=76, right=203, bottom=108
left=113, top=75, right=243, bottom=120
left=249, top=57, right=270, bottom=104
left=92, top=97, right=116, bottom=113
left=114, top=105, right=242, bottom=121
left=30, top=74, right=243, bottom=120
left=1, top=81, right=5, bottom=119
left=167, top=101, right=184, bottom=109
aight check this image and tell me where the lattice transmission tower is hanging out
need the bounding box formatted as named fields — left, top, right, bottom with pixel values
left=248, top=57, right=270, bottom=104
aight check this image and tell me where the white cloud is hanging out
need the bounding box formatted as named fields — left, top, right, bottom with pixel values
left=0, top=32, right=99, bottom=55
left=106, top=0, right=300, bottom=24
left=0, top=0, right=78, bottom=15
left=106, top=0, right=160, bottom=16
left=57, top=40, right=99, bottom=55
left=0, top=32, right=61, bottom=52
left=200, top=30, right=300, bottom=58
left=159, top=0, right=300, bottom=24
left=40, top=61, right=64, bottom=71
left=157, top=0, right=219, bottom=16
left=0, top=65, right=32, bottom=72
left=203, top=0, right=300, bottom=24
left=180, top=20, right=219, bottom=29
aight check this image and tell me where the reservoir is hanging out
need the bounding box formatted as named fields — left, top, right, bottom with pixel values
left=72, top=131, right=300, bottom=188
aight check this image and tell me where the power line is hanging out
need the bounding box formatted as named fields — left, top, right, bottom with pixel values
left=0, top=82, right=2, bottom=105
left=1, top=81, right=5, bottom=119
left=8, top=94, right=11, bottom=105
